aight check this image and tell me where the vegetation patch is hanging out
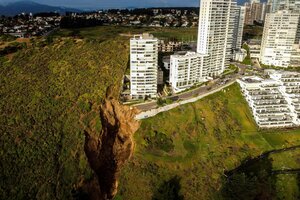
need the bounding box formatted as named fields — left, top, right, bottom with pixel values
left=118, top=83, right=300, bottom=200
left=0, top=36, right=129, bottom=199
left=242, top=43, right=252, bottom=65
left=144, top=131, right=175, bottom=153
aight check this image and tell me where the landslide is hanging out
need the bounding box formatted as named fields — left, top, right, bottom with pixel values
left=81, top=87, right=140, bottom=200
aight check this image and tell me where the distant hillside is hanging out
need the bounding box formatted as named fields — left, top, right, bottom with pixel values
left=0, top=1, right=82, bottom=16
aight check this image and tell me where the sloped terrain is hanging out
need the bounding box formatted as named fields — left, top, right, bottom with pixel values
left=0, top=37, right=129, bottom=199
left=117, top=83, right=300, bottom=200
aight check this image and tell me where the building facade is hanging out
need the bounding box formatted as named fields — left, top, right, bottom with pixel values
left=244, top=0, right=267, bottom=25
left=130, top=33, right=158, bottom=99
left=238, top=71, right=300, bottom=128
left=260, top=10, right=300, bottom=67
left=248, top=39, right=262, bottom=59
left=233, top=6, right=246, bottom=49
left=197, top=0, right=237, bottom=77
left=270, top=71, right=300, bottom=125
left=169, top=52, right=205, bottom=93
left=268, top=0, right=300, bottom=13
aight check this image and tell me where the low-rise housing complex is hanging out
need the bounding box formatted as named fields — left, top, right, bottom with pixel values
left=270, top=71, right=300, bottom=125
left=238, top=71, right=300, bottom=128
left=248, top=39, right=261, bottom=59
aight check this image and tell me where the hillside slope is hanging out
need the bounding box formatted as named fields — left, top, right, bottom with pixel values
left=0, top=37, right=129, bottom=199
left=117, top=83, right=300, bottom=200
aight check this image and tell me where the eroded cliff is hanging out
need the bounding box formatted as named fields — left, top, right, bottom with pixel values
left=82, top=88, right=140, bottom=200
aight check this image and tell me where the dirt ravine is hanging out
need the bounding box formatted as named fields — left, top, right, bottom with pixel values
left=83, top=88, right=140, bottom=200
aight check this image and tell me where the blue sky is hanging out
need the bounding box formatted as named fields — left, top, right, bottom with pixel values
left=1, top=0, right=249, bottom=9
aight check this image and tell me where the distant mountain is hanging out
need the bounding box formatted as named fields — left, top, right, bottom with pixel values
left=0, top=1, right=82, bottom=16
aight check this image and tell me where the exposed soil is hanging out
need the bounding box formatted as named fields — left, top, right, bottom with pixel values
left=82, top=87, right=140, bottom=200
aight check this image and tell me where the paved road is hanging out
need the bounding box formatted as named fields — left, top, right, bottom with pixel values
left=135, top=67, right=242, bottom=111
left=136, top=80, right=237, bottom=120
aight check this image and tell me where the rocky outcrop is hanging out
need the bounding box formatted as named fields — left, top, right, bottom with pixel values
left=83, top=88, right=140, bottom=200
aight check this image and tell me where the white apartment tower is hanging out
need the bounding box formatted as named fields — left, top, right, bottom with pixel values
left=268, top=0, right=300, bottom=13
left=197, top=0, right=237, bottom=77
left=260, top=10, right=300, bottom=67
left=233, top=6, right=246, bottom=49
left=130, top=33, right=158, bottom=99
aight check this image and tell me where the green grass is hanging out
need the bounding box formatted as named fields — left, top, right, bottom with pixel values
left=242, top=43, right=252, bottom=65
left=118, top=83, right=300, bottom=200
left=0, top=26, right=199, bottom=199
left=53, top=26, right=198, bottom=42
left=260, top=63, right=300, bottom=72
left=276, top=174, right=299, bottom=200
left=1, top=26, right=299, bottom=200
left=0, top=34, right=16, bottom=42
left=243, top=25, right=264, bottom=40
left=0, top=36, right=129, bottom=199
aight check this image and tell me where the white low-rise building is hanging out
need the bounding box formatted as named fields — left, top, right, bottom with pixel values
left=234, top=49, right=248, bottom=62
left=270, top=71, right=300, bottom=125
left=169, top=52, right=205, bottom=93
left=238, top=71, right=300, bottom=128
left=248, top=39, right=261, bottom=60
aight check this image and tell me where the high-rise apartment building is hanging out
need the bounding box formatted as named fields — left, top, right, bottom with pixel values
left=169, top=0, right=241, bottom=93
left=233, top=6, right=246, bottom=49
left=260, top=10, right=300, bottom=67
left=244, top=0, right=267, bottom=25
left=197, top=0, right=237, bottom=77
left=268, top=0, right=300, bottom=13
left=130, top=33, right=158, bottom=99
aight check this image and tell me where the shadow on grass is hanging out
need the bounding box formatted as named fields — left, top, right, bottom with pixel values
left=221, top=145, right=300, bottom=200
left=152, top=176, right=184, bottom=200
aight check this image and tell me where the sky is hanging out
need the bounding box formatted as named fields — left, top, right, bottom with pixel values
left=0, top=0, right=250, bottom=9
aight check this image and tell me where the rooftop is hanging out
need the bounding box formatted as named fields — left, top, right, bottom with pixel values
left=132, top=33, right=156, bottom=40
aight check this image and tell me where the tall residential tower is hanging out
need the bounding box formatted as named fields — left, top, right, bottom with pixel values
left=130, top=33, right=158, bottom=99
left=197, top=0, right=237, bottom=77
left=268, top=0, right=300, bottom=13
left=260, top=10, right=300, bottom=67
left=233, top=6, right=246, bottom=49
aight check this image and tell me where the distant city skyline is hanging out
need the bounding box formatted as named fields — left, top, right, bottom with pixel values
left=1, top=0, right=254, bottom=9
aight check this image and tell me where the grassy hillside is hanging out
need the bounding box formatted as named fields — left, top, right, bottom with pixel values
left=0, top=37, right=129, bottom=199
left=1, top=26, right=299, bottom=199
left=117, top=83, right=300, bottom=200
left=0, top=26, right=198, bottom=199
left=54, top=26, right=198, bottom=42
